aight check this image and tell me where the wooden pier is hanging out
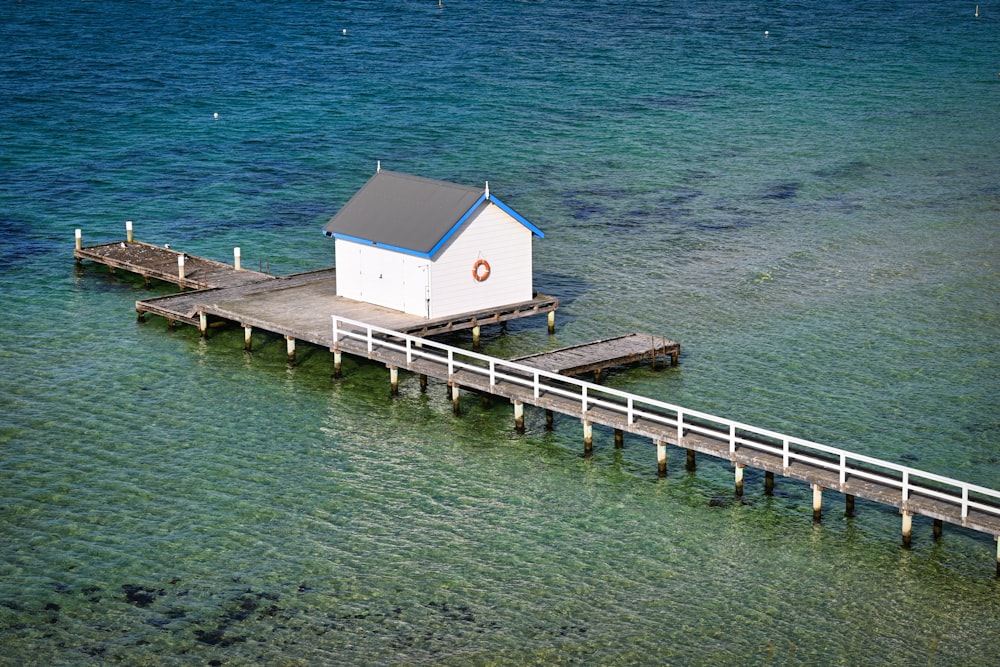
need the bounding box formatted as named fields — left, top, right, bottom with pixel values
left=514, top=334, right=680, bottom=381
left=328, top=316, right=1000, bottom=573
left=74, top=231, right=1000, bottom=574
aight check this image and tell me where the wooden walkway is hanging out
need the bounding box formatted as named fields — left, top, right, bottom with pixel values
left=329, top=316, right=1000, bottom=573
left=74, top=240, right=273, bottom=291
left=514, top=334, right=680, bottom=380
left=74, top=238, right=559, bottom=340
left=74, top=235, right=1000, bottom=573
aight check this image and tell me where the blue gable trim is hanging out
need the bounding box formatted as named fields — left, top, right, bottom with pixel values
left=489, top=195, right=545, bottom=238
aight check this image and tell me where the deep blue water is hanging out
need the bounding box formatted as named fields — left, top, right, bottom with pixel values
left=2, top=1, right=999, bottom=664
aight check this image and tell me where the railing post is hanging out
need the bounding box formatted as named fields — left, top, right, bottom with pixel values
left=366, top=325, right=373, bottom=357
left=489, top=360, right=496, bottom=386
left=901, top=470, right=910, bottom=508
left=581, top=385, right=588, bottom=416
left=728, top=422, right=735, bottom=454
left=677, top=409, right=684, bottom=447
left=961, top=486, right=969, bottom=521
left=782, top=438, right=790, bottom=472
left=533, top=372, right=540, bottom=399
left=627, top=397, right=634, bottom=424
left=839, top=453, right=847, bottom=490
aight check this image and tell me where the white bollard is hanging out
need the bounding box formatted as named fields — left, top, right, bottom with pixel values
left=75, top=229, right=82, bottom=251
left=178, top=253, right=185, bottom=282
left=125, top=220, right=133, bottom=243
left=234, top=247, right=241, bottom=271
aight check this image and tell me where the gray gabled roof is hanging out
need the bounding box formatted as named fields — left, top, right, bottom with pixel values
left=322, top=169, right=543, bottom=259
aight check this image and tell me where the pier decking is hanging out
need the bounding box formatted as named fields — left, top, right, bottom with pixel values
left=514, top=334, right=680, bottom=380
left=74, top=234, right=1000, bottom=574
left=329, top=316, right=1000, bottom=572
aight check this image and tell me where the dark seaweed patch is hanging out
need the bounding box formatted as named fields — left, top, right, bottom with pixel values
left=122, top=584, right=164, bottom=608
left=761, top=182, right=800, bottom=200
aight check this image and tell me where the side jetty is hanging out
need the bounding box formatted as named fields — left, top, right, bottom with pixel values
left=74, top=227, right=1000, bottom=576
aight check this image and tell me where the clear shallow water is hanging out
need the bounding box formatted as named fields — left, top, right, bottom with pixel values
left=1, top=1, right=999, bottom=664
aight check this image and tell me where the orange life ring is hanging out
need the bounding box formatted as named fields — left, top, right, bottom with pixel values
left=472, top=258, right=491, bottom=282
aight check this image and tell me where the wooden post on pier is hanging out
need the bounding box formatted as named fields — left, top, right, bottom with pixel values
left=845, top=494, right=855, bottom=517
left=548, top=311, right=555, bottom=334
left=901, top=511, right=913, bottom=549
left=614, top=429, right=624, bottom=448
left=686, top=449, right=696, bottom=471
left=764, top=471, right=775, bottom=496
left=514, top=400, right=525, bottom=433
left=234, top=247, right=241, bottom=271
left=389, top=366, right=399, bottom=396
left=332, top=349, right=342, bottom=378
left=734, top=463, right=745, bottom=497
left=419, top=374, right=427, bottom=392
left=451, top=384, right=461, bottom=415
left=656, top=440, right=667, bottom=477
left=582, top=421, right=593, bottom=456
left=75, top=229, right=82, bottom=252
left=812, top=484, right=824, bottom=522
left=199, top=311, right=207, bottom=337
left=178, top=253, right=186, bottom=286
left=933, top=518, right=943, bottom=540
left=286, top=336, right=296, bottom=363
left=244, top=326, right=252, bottom=351
left=545, top=410, right=554, bottom=429
left=125, top=220, right=133, bottom=243
left=472, top=324, right=481, bottom=349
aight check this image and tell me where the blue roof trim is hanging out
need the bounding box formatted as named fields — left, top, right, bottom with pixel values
left=489, top=195, right=545, bottom=238
left=425, top=193, right=489, bottom=258
left=333, top=232, right=433, bottom=259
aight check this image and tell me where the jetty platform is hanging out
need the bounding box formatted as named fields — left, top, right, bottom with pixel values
left=74, top=233, right=1000, bottom=574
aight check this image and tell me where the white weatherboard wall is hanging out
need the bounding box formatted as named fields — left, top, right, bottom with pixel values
left=335, top=240, right=431, bottom=317
left=334, top=201, right=534, bottom=319
left=428, top=203, right=533, bottom=319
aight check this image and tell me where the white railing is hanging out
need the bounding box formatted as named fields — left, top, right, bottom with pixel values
left=332, top=315, right=1000, bottom=529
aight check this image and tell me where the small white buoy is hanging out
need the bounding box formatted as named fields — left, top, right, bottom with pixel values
left=342, top=28, right=347, bottom=36
left=765, top=30, right=769, bottom=38
left=213, top=112, right=218, bottom=120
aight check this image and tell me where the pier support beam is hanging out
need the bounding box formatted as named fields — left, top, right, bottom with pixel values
left=451, top=384, right=461, bottom=416
left=614, top=429, right=624, bottom=449
left=419, top=374, right=427, bottom=392
left=812, top=484, right=824, bottom=522
left=933, top=518, right=943, bottom=540
left=513, top=400, right=525, bottom=433
left=845, top=494, right=855, bottom=517
left=332, top=350, right=342, bottom=378
left=199, top=312, right=208, bottom=337
left=388, top=366, right=399, bottom=396
left=582, top=421, right=593, bottom=457
left=472, top=324, right=481, bottom=349
left=286, top=336, right=296, bottom=363
left=901, top=511, right=913, bottom=549
left=764, top=471, right=775, bottom=496
left=734, top=463, right=745, bottom=497
left=545, top=410, right=554, bottom=430
left=656, top=440, right=667, bottom=477
left=244, top=326, right=252, bottom=351
left=547, top=311, right=555, bottom=334
left=686, top=449, right=696, bottom=471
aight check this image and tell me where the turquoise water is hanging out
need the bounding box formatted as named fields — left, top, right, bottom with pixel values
left=2, top=1, right=999, bottom=664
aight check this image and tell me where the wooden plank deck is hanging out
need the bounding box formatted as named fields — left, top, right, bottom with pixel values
left=75, top=240, right=273, bottom=290
left=327, top=320, right=1000, bottom=545
left=513, top=334, right=680, bottom=378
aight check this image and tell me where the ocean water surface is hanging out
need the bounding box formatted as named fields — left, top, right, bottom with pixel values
left=2, top=1, right=999, bottom=664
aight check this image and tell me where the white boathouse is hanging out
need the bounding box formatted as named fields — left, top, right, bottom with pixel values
left=322, top=167, right=544, bottom=319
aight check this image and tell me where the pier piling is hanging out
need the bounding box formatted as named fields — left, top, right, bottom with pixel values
left=332, top=349, right=342, bottom=378
left=75, top=229, right=82, bottom=252
left=902, top=511, right=913, bottom=549
left=451, top=384, right=461, bottom=415
left=686, top=449, right=696, bottom=471
left=845, top=494, right=855, bottom=517
left=656, top=440, right=667, bottom=477
left=286, top=336, right=296, bottom=363
left=812, top=485, right=824, bottom=522
left=244, top=326, right=253, bottom=351
left=734, top=463, right=745, bottom=497
left=389, top=366, right=399, bottom=395
left=614, top=429, right=624, bottom=449
left=234, top=247, right=241, bottom=271
left=514, top=400, right=525, bottom=433
left=764, top=470, right=775, bottom=496
left=583, top=421, right=593, bottom=456
left=125, top=220, right=133, bottom=243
